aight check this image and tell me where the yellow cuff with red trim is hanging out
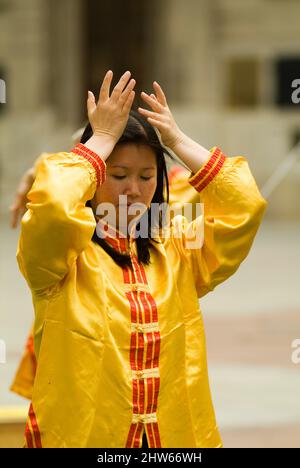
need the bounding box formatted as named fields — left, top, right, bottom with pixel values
left=71, top=143, right=107, bottom=187
left=188, top=147, right=227, bottom=192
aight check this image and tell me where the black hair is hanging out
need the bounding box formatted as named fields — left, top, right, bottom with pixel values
left=81, top=110, right=175, bottom=267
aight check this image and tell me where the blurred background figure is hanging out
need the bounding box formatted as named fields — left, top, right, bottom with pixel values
left=0, top=0, right=300, bottom=448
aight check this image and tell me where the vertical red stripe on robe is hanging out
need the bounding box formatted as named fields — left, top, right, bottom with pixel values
left=28, top=403, right=42, bottom=448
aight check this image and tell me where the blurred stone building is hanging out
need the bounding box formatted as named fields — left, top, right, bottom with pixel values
left=0, top=0, right=300, bottom=218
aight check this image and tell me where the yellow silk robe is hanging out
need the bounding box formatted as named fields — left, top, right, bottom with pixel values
left=9, top=159, right=200, bottom=401
left=16, top=143, right=267, bottom=448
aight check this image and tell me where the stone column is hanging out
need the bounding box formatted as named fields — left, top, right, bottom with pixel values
left=152, top=0, right=220, bottom=108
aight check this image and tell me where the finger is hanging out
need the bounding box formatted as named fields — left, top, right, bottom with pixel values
left=119, top=79, right=136, bottom=106
left=87, top=90, right=96, bottom=118
left=140, top=92, right=163, bottom=111
left=11, top=204, right=26, bottom=229
left=153, top=81, right=167, bottom=106
left=16, top=186, right=28, bottom=198
left=122, top=90, right=135, bottom=114
left=9, top=197, right=22, bottom=212
left=10, top=207, right=19, bottom=229
left=147, top=117, right=169, bottom=131
left=9, top=202, right=18, bottom=212
left=111, top=71, right=131, bottom=102
left=150, top=94, right=157, bottom=100
left=138, top=107, right=163, bottom=120
left=99, top=70, right=113, bottom=102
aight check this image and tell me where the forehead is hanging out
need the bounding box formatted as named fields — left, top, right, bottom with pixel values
left=107, top=143, right=157, bottom=169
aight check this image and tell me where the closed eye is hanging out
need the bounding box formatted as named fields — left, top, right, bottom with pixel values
left=112, top=175, right=153, bottom=180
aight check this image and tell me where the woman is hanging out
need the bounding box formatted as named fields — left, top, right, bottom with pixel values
left=9, top=128, right=193, bottom=404
left=17, top=70, right=267, bottom=448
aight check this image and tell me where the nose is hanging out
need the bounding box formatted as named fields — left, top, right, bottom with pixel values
left=123, top=178, right=142, bottom=198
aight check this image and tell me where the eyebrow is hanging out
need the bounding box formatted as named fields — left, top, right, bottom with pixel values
left=109, top=165, right=156, bottom=170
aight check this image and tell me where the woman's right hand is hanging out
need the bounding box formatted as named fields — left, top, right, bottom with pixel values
left=87, top=70, right=136, bottom=144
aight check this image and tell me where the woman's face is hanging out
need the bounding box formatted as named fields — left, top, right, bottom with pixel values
left=91, top=143, right=157, bottom=233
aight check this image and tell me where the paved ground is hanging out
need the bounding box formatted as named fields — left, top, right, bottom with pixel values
left=0, top=213, right=299, bottom=447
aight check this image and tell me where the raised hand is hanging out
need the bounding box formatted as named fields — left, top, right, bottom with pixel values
left=87, top=70, right=136, bottom=144
left=137, top=81, right=184, bottom=149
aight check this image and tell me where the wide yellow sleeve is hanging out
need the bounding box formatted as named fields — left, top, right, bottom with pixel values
left=170, top=146, right=268, bottom=298
left=10, top=329, right=36, bottom=400
left=16, top=143, right=106, bottom=292
left=32, top=152, right=50, bottom=177
left=168, top=165, right=200, bottom=212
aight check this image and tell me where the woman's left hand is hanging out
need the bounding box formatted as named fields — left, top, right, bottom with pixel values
left=138, top=82, right=184, bottom=149
left=9, top=167, right=35, bottom=228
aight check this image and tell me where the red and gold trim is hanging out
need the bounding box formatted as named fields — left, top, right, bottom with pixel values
left=93, top=213, right=162, bottom=447
left=116, top=237, right=162, bottom=448
left=25, top=420, right=34, bottom=448
left=188, top=147, right=227, bottom=193
left=71, top=143, right=106, bottom=187
left=24, top=403, right=42, bottom=448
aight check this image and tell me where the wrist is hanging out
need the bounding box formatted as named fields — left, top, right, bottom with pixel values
left=167, top=130, right=186, bottom=151
left=167, top=131, right=211, bottom=174
left=84, top=134, right=116, bottom=161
